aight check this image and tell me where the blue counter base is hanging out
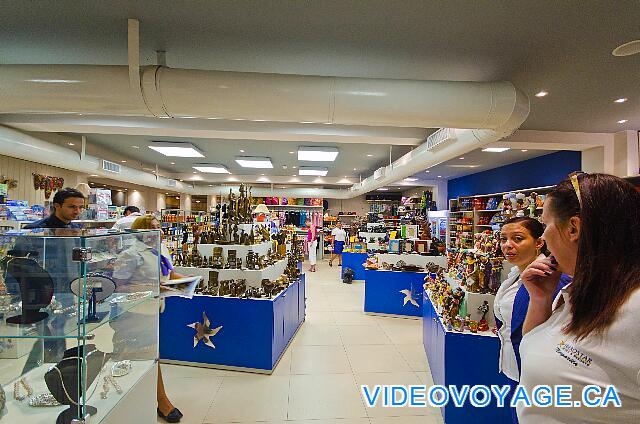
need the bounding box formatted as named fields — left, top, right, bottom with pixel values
left=160, top=276, right=305, bottom=374
left=364, top=269, right=425, bottom=317
left=341, top=252, right=368, bottom=280
left=423, top=291, right=511, bottom=423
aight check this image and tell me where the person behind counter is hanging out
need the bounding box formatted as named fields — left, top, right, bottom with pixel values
left=495, top=217, right=569, bottom=423
left=24, top=187, right=84, bottom=229
left=518, top=173, right=640, bottom=423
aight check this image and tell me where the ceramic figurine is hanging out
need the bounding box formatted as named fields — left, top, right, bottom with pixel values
left=453, top=316, right=464, bottom=332
left=515, top=192, right=526, bottom=217
left=469, top=320, right=479, bottom=333
left=528, top=192, right=538, bottom=217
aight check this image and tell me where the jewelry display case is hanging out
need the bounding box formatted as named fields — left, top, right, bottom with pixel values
left=0, top=229, right=160, bottom=424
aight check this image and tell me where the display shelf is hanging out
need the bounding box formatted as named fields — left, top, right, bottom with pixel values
left=476, top=209, right=501, bottom=212
left=174, top=258, right=287, bottom=287
left=268, top=205, right=323, bottom=209
left=364, top=269, right=425, bottom=317
left=196, top=240, right=272, bottom=259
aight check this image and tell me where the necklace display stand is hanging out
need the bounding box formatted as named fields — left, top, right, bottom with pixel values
left=3, top=253, right=54, bottom=325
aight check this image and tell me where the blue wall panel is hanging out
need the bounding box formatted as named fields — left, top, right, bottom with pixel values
left=447, top=151, right=581, bottom=200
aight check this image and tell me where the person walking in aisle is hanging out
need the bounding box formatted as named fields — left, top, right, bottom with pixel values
left=306, top=218, right=317, bottom=272
left=494, top=217, right=569, bottom=423
left=518, top=173, right=640, bottom=423
left=328, top=221, right=346, bottom=267
left=111, top=205, right=143, bottom=230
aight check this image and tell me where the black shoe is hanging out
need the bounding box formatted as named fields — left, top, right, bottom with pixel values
left=329, top=262, right=333, bottom=267
left=158, top=408, right=183, bottom=423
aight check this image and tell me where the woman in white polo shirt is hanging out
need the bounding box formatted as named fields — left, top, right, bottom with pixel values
left=517, top=173, right=640, bottom=423
left=329, top=221, right=347, bottom=267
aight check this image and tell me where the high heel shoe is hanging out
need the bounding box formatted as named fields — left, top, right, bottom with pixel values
left=158, top=407, right=183, bottom=423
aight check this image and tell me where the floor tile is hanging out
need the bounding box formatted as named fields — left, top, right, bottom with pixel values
left=271, top=348, right=292, bottom=375
left=380, top=323, right=422, bottom=345
left=160, top=376, right=223, bottom=424
left=290, top=344, right=352, bottom=374
left=345, top=345, right=411, bottom=373
left=333, top=311, right=381, bottom=326
left=338, top=325, right=392, bottom=345
left=393, top=344, right=429, bottom=372
left=291, top=323, right=342, bottom=346
left=288, top=374, right=368, bottom=420
left=414, top=371, right=435, bottom=387
left=204, top=375, right=290, bottom=423
left=304, top=310, right=336, bottom=325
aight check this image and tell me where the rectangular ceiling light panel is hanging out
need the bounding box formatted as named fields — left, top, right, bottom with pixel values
left=481, top=147, right=510, bottom=153
left=298, top=167, right=328, bottom=176
left=148, top=142, right=205, bottom=157
left=193, top=164, right=230, bottom=174
left=297, top=146, right=339, bottom=162
left=235, top=157, right=274, bottom=168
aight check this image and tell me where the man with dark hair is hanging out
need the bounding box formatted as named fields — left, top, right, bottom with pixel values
left=112, top=205, right=143, bottom=230
left=24, top=187, right=85, bottom=229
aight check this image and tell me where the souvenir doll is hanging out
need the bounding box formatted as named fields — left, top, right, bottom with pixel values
left=464, top=314, right=472, bottom=331
left=502, top=194, right=513, bottom=220
left=527, top=192, right=538, bottom=217
left=515, top=192, right=526, bottom=217
left=477, top=300, right=490, bottom=331
left=474, top=233, right=482, bottom=251
left=453, top=316, right=464, bottom=332
left=469, top=320, right=479, bottom=333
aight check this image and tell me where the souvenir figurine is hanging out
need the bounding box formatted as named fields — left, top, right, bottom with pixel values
left=502, top=193, right=513, bottom=220
left=469, top=320, right=479, bottom=333
left=515, top=192, right=526, bottom=217
left=464, top=314, right=472, bottom=331
left=528, top=192, right=538, bottom=217
left=453, top=316, right=464, bottom=332
left=218, top=280, right=231, bottom=296
left=478, top=300, right=490, bottom=322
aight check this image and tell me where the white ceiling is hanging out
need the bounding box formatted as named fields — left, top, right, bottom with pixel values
left=1, top=1, right=637, bottom=191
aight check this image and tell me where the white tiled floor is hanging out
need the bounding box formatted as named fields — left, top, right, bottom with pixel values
left=160, top=260, right=443, bottom=424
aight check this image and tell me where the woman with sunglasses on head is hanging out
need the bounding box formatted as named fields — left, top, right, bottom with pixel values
left=495, top=217, right=570, bottom=422
left=517, top=174, right=640, bottom=423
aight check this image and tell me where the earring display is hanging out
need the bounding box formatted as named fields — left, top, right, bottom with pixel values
left=69, top=273, right=117, bottom=323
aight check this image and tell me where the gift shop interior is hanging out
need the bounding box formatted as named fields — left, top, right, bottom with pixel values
left=0, top=2, right=639, bottom=424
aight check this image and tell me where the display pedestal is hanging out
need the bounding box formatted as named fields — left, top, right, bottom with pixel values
left=159, top=276, right=305, bottom=374
left=341, top=252, right=368, bottom=281
left=422, top=291, right=511, bottom=423
left=376, top=253, right=447, bottom=268
left=175, top=258, right=287, bottom=288
left=363, top=269, right=424, bottom=317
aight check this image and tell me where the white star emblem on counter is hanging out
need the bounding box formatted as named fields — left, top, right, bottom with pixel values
left=187, top=312, right=223, bottom=349
left=400, top=289, right=419, bottom=307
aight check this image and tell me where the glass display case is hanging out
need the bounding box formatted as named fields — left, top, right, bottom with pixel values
left=0, top=229, right=160, bottom=424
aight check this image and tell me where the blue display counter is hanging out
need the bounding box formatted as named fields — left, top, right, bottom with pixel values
left=422, top=290, right=511, bottom=423
left=363, top=269, right=425, bottom=317
left=160, top=276, right=305, bottom=373
left=341, top=251, right=368, bottom=280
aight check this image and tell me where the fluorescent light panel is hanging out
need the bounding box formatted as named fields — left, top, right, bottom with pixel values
left=148, top=142, right=204, bottom=157
left=235, top=156, right=273, bottom=168
left=482, top=147, right=510, bottom=153
left=297, top=146, right=339, bottom=162
left=299, top=167, right=328, bottom=176
left=192, top=164, right=230, bottom=174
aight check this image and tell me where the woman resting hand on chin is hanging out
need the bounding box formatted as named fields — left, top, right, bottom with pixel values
left=494, top=217, right=569, bottom=423
left=517, top=174, right=640, bottom=423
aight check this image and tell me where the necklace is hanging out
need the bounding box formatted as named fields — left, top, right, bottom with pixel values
left=13, top=377, right=33, bottom=401
left=52, top=349, right=107, bottom=406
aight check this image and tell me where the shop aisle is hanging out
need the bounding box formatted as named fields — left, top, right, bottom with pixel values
left=160, top=260, right=444, bottom=424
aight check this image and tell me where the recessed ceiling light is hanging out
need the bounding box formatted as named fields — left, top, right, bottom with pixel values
left=618, top=119, right=628, bottom=124
left=239, top=149, right=245, bottom=153
left=448, top=165, right=481, bottom=168
left=279, top=186, right=286, bottom=189
left=195, top=200, right=201, bottom=203
left=179, top=179, right=184, bottom=182
left=425, top=170, right=430, bottom=173
left=170, top=162, right=176, bottom=165
left=377, top=188, right=388, bottom=191
left=404, top=178, right=418, bottom=182
left=298, top=147, right=339, bottom=162
left=353, top=168, right=357, bottom=171
left=458, top=157, right=464, bottom=160
left=614, top=98, right=628, bottom=103
left=482, top=147, right=510, bottom=153
left=89, top=174, right=98, bottom=177
left=193, top=171, right=197, bottom=174
left=208, top=184, right=213, bottom=187
left=535, top=91, right=548, bottom=97
left=192, top=164, right=230, bottom=174
left=68, top=142, right=75, bottom=146
left=149, top=142, right=205, bottom=157
left=131, top=145, right=140, bottom=149
left=165, top=193, right=169, bottom=195
left=521, top=149, right=528, bottom=152
left=257, top=176, right=270, bottom=182
left=366, top=154, right=373, bottom=157
left=121, top=160, right=127, bottom=163
left=299, top=167, right=329, bottom=176
left=289, top=151, right=294, bottom=154
left=235, top=156, right=273, bottom=168
left=437, top=175, right=442, bottom=178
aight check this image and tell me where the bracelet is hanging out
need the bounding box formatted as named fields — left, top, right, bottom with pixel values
left=28, top=393, right=61, bottom=407
left=13, top=377, right=33, bottom=401
left=111, top=360, right=132, bottom=377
